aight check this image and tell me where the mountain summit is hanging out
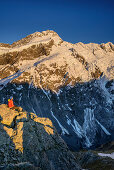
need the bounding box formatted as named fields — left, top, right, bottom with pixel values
left=0, top=30, right=113, bottom=91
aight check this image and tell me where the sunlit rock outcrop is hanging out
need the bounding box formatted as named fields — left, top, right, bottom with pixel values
left=0, top=104, right=81, bottom=169
left=0, top=104, right=54, bottom=153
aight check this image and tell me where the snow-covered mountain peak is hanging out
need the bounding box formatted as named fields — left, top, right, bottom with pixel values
left=11, top=30, right=62, bottom=48
left=0, top=30, right=63, bottom=56
left=0, top=30, right=114, bottom=92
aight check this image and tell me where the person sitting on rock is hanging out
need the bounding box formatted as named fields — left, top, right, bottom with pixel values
left=8, top=96, right=14, bottom=108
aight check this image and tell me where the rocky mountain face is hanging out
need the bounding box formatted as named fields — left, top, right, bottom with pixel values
left=0, top=30, right=114, bottom=152
left=74, top=148, right=114, bottom=170
left=0, top=104, right=81, bottom=169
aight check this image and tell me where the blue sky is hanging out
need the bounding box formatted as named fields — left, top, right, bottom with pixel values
left=0, top=0, right=114, bottom=44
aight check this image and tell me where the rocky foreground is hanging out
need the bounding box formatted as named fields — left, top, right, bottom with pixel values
left=0, top=104, right=81, bottom=170
left=0, top=104, right=114, bottom=170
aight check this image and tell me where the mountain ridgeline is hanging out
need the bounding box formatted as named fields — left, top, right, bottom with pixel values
left=0, top=30, right=114, bottom=152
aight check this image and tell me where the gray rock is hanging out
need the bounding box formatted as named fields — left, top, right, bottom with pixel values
left=0, top=105, right=81, bottom=170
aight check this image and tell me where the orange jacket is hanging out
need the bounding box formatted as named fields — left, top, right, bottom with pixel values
left=8, top=99, right=14, bottom=108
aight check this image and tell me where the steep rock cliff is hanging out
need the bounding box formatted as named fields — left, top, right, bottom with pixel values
left=0, top=104, right=81, bottom=170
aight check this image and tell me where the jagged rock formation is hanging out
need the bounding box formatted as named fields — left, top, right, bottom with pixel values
left=0, top=30, right=113, bottom=152
left=0, top=104, right=81, bottom=170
